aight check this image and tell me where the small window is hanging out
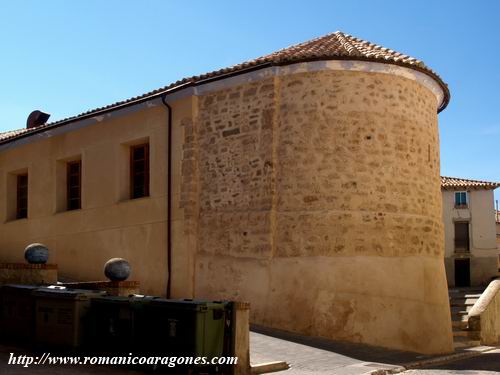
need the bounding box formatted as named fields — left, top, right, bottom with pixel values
left=67, top=160, right=81, bottom=210
left=455, top=191, right=468, bottom=208
left=130, top=143, right=150, bottom=199
left=454, top=221, right=470, bottom=252
left=16, top=174, right=28, bottom=219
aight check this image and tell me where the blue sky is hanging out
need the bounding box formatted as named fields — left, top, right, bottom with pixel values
left=0, top=1, right=499, bottom=203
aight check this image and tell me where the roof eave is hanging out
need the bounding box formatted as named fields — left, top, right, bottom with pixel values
left=0, top=55, right=449, bottom=146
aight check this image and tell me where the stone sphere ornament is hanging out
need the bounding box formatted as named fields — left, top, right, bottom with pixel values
left=104, top=258, right=131, bottom=281
left=24, top=243, right=49, bottom=264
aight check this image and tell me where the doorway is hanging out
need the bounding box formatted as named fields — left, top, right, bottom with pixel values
left=454, top=258, right=470, bottom=287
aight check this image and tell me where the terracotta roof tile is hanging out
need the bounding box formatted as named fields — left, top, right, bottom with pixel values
left=441, top=176, right=500, bottom=190
left=0, top=128, right=31, bottom=141
left=0, top=31, right=449, bottom=145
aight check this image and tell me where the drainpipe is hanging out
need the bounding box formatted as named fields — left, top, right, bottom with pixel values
left=160, top=95, right=172, bottom=298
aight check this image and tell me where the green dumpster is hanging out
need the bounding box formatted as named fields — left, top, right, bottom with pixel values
left=88, top=294, right=158, bottom=353
left=139, top=299, right=230, bottom=359
left=33, top=286, right=106, bottom=349
left=0, top=284, right=39, bottom=343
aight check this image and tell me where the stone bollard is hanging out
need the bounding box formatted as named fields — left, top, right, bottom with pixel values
left=24, top=243, right=49, bottom=264
left=231, top=301, right=251, bottom=375
left=60, top=258, right=139, bottom=296
left=104, top=258, right=131, bottom=281
left=0, top=243, right=57, bottom=286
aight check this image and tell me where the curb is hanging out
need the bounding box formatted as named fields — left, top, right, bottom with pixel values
left=374, top=346, right=497, bottom=374
left=251, top=361, right=290, bottom=374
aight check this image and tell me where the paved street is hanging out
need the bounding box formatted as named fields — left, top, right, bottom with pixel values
left=250, top=326, right=500, bottom=375
left=401, top=349, right=500, bottom=374
left=251, top=326, right=419, bottom=374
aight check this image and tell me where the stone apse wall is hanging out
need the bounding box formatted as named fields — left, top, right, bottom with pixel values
left=185, top=67, right=453, bottom=354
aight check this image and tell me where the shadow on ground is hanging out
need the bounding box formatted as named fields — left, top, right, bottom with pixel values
left=419, top=351, right=500, bottom=372
left=251, top=324, right=436, bottom=366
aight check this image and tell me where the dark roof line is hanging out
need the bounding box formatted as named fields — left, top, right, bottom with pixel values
left=441, top=176, right=500, bottom=190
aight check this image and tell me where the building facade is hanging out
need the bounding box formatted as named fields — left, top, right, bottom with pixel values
left=441, top=177, right=499, bottom=287
left=0, top=32, right=454, bottom=354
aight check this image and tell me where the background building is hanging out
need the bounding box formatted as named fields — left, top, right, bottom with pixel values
left=441, top=176, right=500, bottom=287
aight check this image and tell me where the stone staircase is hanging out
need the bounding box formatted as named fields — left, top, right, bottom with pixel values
left=448, top=286, right=485, bottom=349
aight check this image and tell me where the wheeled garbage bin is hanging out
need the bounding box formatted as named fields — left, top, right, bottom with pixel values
left=0, top=284, right=39, bottom=344
left=88, top=294, right=158, bottom=354
left=139, top=299, right=230, bottom=359
left=33, top=286, right=106, bottom=349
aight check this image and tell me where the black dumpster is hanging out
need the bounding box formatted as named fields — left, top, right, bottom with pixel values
left=88, top=294, right=158, bottom=353
left=138, top=299, right=230, bottom=359
left=0, top=284, right=39, bottom=344
left=33, top=286, right=106, bottom=349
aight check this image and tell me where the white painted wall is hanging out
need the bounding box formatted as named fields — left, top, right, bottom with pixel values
left=442, top=189, right=499, bottom=286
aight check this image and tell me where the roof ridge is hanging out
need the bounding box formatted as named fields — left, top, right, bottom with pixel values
left=334, top=31, right=362, bottom=57
left=270, top=31, right=340, bottom=55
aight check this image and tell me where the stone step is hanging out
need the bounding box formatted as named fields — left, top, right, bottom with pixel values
left=451, top=320, right=468, bottom=329
left=449, top=293, right=482, bottom=300
left=451, top=310, right=468, bottom=320
left=451, top=313, right=468, bottom=323
left=449, top=298, right=480, bottom=307
left=452, top=328, right=480, bottom=340
left=452, top=329, right=469, bottom=337
left=449, top=295, right=482, bottom=301
left=453, top=335, right=481, bottom=349
left=450, top=306, right=472, bottom=315
left=448, top=288, right=485, bottom=295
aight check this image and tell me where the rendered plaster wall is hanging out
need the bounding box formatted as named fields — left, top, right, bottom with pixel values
left=442, top=189, right=499, bottom=286
left=469, top=279, right=500, bottom=345
left=192, top=69, right=454, bottom=354
left=0, top=104, right=180, bottom=296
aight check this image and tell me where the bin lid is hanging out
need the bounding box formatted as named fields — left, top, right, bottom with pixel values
left=148, top=298, right=228, bottom=311
left=92, top=295, right=128, bottom=303
left=1, top=284, right=40, bottom=293
left=91, top=294, right=159, bottom=306
left=33, top=286, right=106, bottom=300
left=129, top=295, right=159, bottom=303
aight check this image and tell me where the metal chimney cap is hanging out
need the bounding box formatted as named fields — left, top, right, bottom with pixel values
left=26, top=110, right=50, bottom=129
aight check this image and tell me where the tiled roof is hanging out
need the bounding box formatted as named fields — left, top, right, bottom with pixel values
left=0, top=128, right=30, bottom=141
left=0, top=31, right=449, bottom=146
left=441, top=176, right=500, bottom=190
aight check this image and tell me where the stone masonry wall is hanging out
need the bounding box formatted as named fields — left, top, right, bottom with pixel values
left=189, top=69, right=453, bottom=354
left=197, top=79, right=276, bottom=260
left=275, top=71, right=443, bottom=258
